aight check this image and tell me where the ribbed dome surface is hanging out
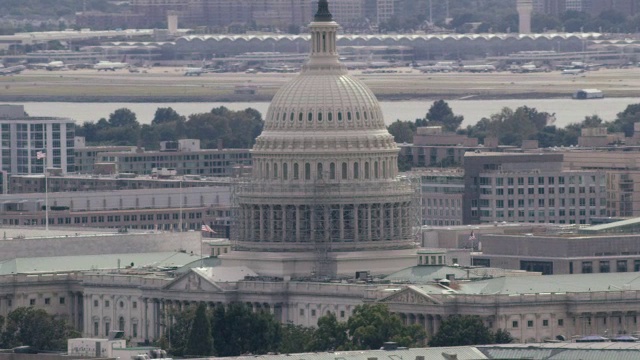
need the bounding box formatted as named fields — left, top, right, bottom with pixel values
left=263, top=73, right=386, bottom=131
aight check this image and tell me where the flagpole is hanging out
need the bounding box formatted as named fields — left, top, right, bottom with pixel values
left=44, top=160, right=48, bottom=231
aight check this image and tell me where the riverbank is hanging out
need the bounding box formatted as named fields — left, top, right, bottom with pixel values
left=0, top=67, right=638, bottom=103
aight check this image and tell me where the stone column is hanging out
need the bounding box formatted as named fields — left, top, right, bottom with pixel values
left=339, top=205, right=344, bottom=240
left=296, top=205, right=301, bottom=243
left=379, top=205, right=385, bottom=240
left=270, top=205, right=275, bottom=242
left=367, top=204, right=372, bottom=240
left=354, top=204, right=359, bottom=242
left=259, top=206, right=265, bottom=240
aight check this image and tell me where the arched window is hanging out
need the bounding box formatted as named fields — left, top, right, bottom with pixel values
left=338, top=112, right=343, bottom=121
left=305, top=163, right=311, bottom=180
left=290, top=112, right=294, bottom=121
left=282, top=112, right=287, bottom=121
left=330, top=162, right=336, bottom=180
left=283, top=163, right=288, bottom=180
left=328, top=112, right=333, bottom=121
left=317, top=163, right=323, bottom=179
left=374, top=161, right=379, bottom=178
left=265, top=162, right=270, bottom=179
left=382, top=160, right=387, bottom=178
left=293, top=163, right=299, bottom=180
left=308, top=112, right=313, bottom=121
left=299, top=112, right=303, bottom=121
left=347, top=112, right=352, bottom=121
left=356, top=112, right=360, bottom=120
left=365, top=162, right=370, bottom=179
left=273, top=163, right=278, bottom=178
left=119, top=317, right=125, bottom=331
left=364, top=111, right=368, bottom=120
left=318, top=112, right=323, bottom=121
left=342, top=162, right=348, bottom=180
left=353, top=162, right=359, bottom=179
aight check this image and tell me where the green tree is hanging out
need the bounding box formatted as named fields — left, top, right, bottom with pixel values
left=426, top=100, right=464, bottom=132
left=494, top=328, right=514, bottom=344
left=166, top=306, right=196, bottom=356
left=428, top=315, right=494, bottom=347
left=309, top=312, right=349, bottom=351
left=466, top=106, right=551, bottom=146
left=0, top=307, right=79, bottom=350
left=347, top=304, right=425, bottom=350
left=152, top=107, right=185, bottom=125
left=108, top=108, right=139, bottom=128
left=186, top=303, right=213, bottom=356
left=211, top=303, right=281, bottom=356
left=387, top=120, right=416, bottom=143
left=608, top=103, right=640, bottom=137
left=279, top=323, right=315, bottom=354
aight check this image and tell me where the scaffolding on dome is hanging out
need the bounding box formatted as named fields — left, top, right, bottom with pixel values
left=230, top=174, right=423, bottom=277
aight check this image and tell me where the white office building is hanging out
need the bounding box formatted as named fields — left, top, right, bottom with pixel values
left=0, top=104, right=75, bottom=175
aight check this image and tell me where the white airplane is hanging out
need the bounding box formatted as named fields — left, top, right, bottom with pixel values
left=94, top=56, right=128, bottom=71
left=0, top=65, right=26, bottom=76
left=462, top=64, right=496, bottom=72
left=184, top=67, right=205, bottom=76
left=561, top=69, right=585, bottom=75
left=30, top=61, right=66, bottom=71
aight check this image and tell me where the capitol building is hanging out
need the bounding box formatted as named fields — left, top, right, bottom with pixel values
left=5, top=1, right=640, bottom=347
left=224, top=0, right=419, bottom=278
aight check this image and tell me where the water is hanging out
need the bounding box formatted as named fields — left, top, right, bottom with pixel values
left=20, top=98, right=640, bottom=128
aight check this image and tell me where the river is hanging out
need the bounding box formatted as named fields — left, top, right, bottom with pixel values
left=19, top=98, right=640, bottom=128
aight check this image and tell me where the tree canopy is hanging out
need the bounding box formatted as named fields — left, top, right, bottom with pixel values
left=428, top=315, right=509, bottom=347
left=426, top=100, right=464, bottom=132
left=186, top=303, right=213, bottom=356
left=76, top=106, right=264, bottom=150
left=0, top=307, right=80, bottom=351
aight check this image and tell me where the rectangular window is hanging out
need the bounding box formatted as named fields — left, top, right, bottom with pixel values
left=311, top=309, right=316, bottom=317
left=105, top=300, right=110, bottom=307
left=300, top=309, right=305, bottom=316
left=30, top=299, right=36, bottom=306
left=133, top=324, right=138, bottom=338
left=94, top=322, right=99, bottom=336
left=132, top=301, right=137, bottom=309
left=44, top=298, right=50, bottom=305
left=105, top=322, right=110, bottom=336
left=582, top=261, right=593, bottom=273
left=527, top=320, right=534, bottom=328
left=558, top=319, right=564, bottom=327
left=617, top=260, right=628, bottom=272
left=60, top=297, right=65, bottom=305
left=512, top=320, right=519, bottom=328
left=600, top=261, right=610, bottom=273
left=543, top=320, right=549, bottom=327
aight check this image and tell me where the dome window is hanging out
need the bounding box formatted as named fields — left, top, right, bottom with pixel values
left=299, top=112, right=303, bottom=121
left=374, top=161, right=379, bottom=178
left=273, top=163, right=278, bottom=178
left=356, top=112, right=360, bottom=120
left=290, top=112, right=294, bottom=121
left=293, top=163, right=299, bottom=179
left=282, top=112, right=287, bottom=121
left=341, top=162, right=348, bottom=179
left=364, top=112, right=368, bottom=120
left=365, top=162, right=370, bottom=179
left=328, top=112, right=333, bottom=121
left=305, top=163, right=311, bottom=180
left=317, top=163, right=323, bottom=179
left=353, top=162, right=359, bottom=179
left=318, top=112, right=323, bottom=121
left=330, top=163, right=336, bottom=179
left=283, top=163, right=289, bottom=180
left=347, top=112, right=352, bottom=121
left=308, top=112, right=313, bottom=121
left=338, top=112, right=343, bottom=121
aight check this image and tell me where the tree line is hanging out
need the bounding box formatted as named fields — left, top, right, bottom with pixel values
left=388, top=100, right=640, bottom=148
left=160, top=302, right=514, bottom=356
left=0, top=307, right=79, bottom=351
left=76, top=106, right=264, bottom=150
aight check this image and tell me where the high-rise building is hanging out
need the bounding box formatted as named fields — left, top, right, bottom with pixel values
left=226, top=0, right=419, bottom=278
left=0, top=105, right=75, bottom=175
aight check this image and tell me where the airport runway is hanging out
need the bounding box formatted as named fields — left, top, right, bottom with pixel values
left=1, top=67, right=639, bottom=102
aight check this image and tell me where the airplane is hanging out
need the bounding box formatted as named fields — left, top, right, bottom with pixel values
left=0, top=65, right=26, bottom=76
left=94, top=56, right=129, bottom=71
left=184, top=67, right=206, bottom=76
left=561, top=69, right=585, bottom=75
left=461, top=64, right=496, bottom=73
left=416, top=64, right=454, bottom=73
left=30, top=61, right=66, bottom=71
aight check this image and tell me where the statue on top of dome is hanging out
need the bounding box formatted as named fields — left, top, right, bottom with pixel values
left=314, top=0, right=333, bottom=22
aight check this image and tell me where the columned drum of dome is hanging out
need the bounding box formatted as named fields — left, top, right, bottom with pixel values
left=233, top=0, right=416, bottom=254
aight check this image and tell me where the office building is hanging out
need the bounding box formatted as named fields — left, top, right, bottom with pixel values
left=0, top=104, right=75, bottom=175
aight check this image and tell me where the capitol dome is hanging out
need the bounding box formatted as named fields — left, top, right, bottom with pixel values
left=233, top=0, right=417, bottom=260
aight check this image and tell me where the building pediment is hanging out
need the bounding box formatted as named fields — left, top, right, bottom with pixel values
left=380, top=286, right=441, bottom=305
left=163, top=269, right=223, bottom=293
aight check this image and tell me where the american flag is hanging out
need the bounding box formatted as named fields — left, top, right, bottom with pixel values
left=469, top=231, right=477, bottom=242
left=201, top=224, right=215, bottom=233
left=36, top=151, right=46, bottom=160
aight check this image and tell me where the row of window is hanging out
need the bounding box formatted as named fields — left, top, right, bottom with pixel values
left=26, top=296, right=65, bottom=306
left=580, top=259, right=640, bottom=274
left=484, top=197, right=603, bottom=208
left=512, top=318, right=563, bottom=328
left=479, top=186, right=605, bottom=196
left=271, top=109, right=378, bottom=124
left=259, top=160, right=392, bottom=180
left=479, top=175, right=603, bottom=186
left=93, top=299, right=138, bottom=308
left=479, top=208, right=606, bottom=218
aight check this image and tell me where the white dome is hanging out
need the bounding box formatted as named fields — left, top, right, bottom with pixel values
left=263, top=73, right=386, bottom=131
